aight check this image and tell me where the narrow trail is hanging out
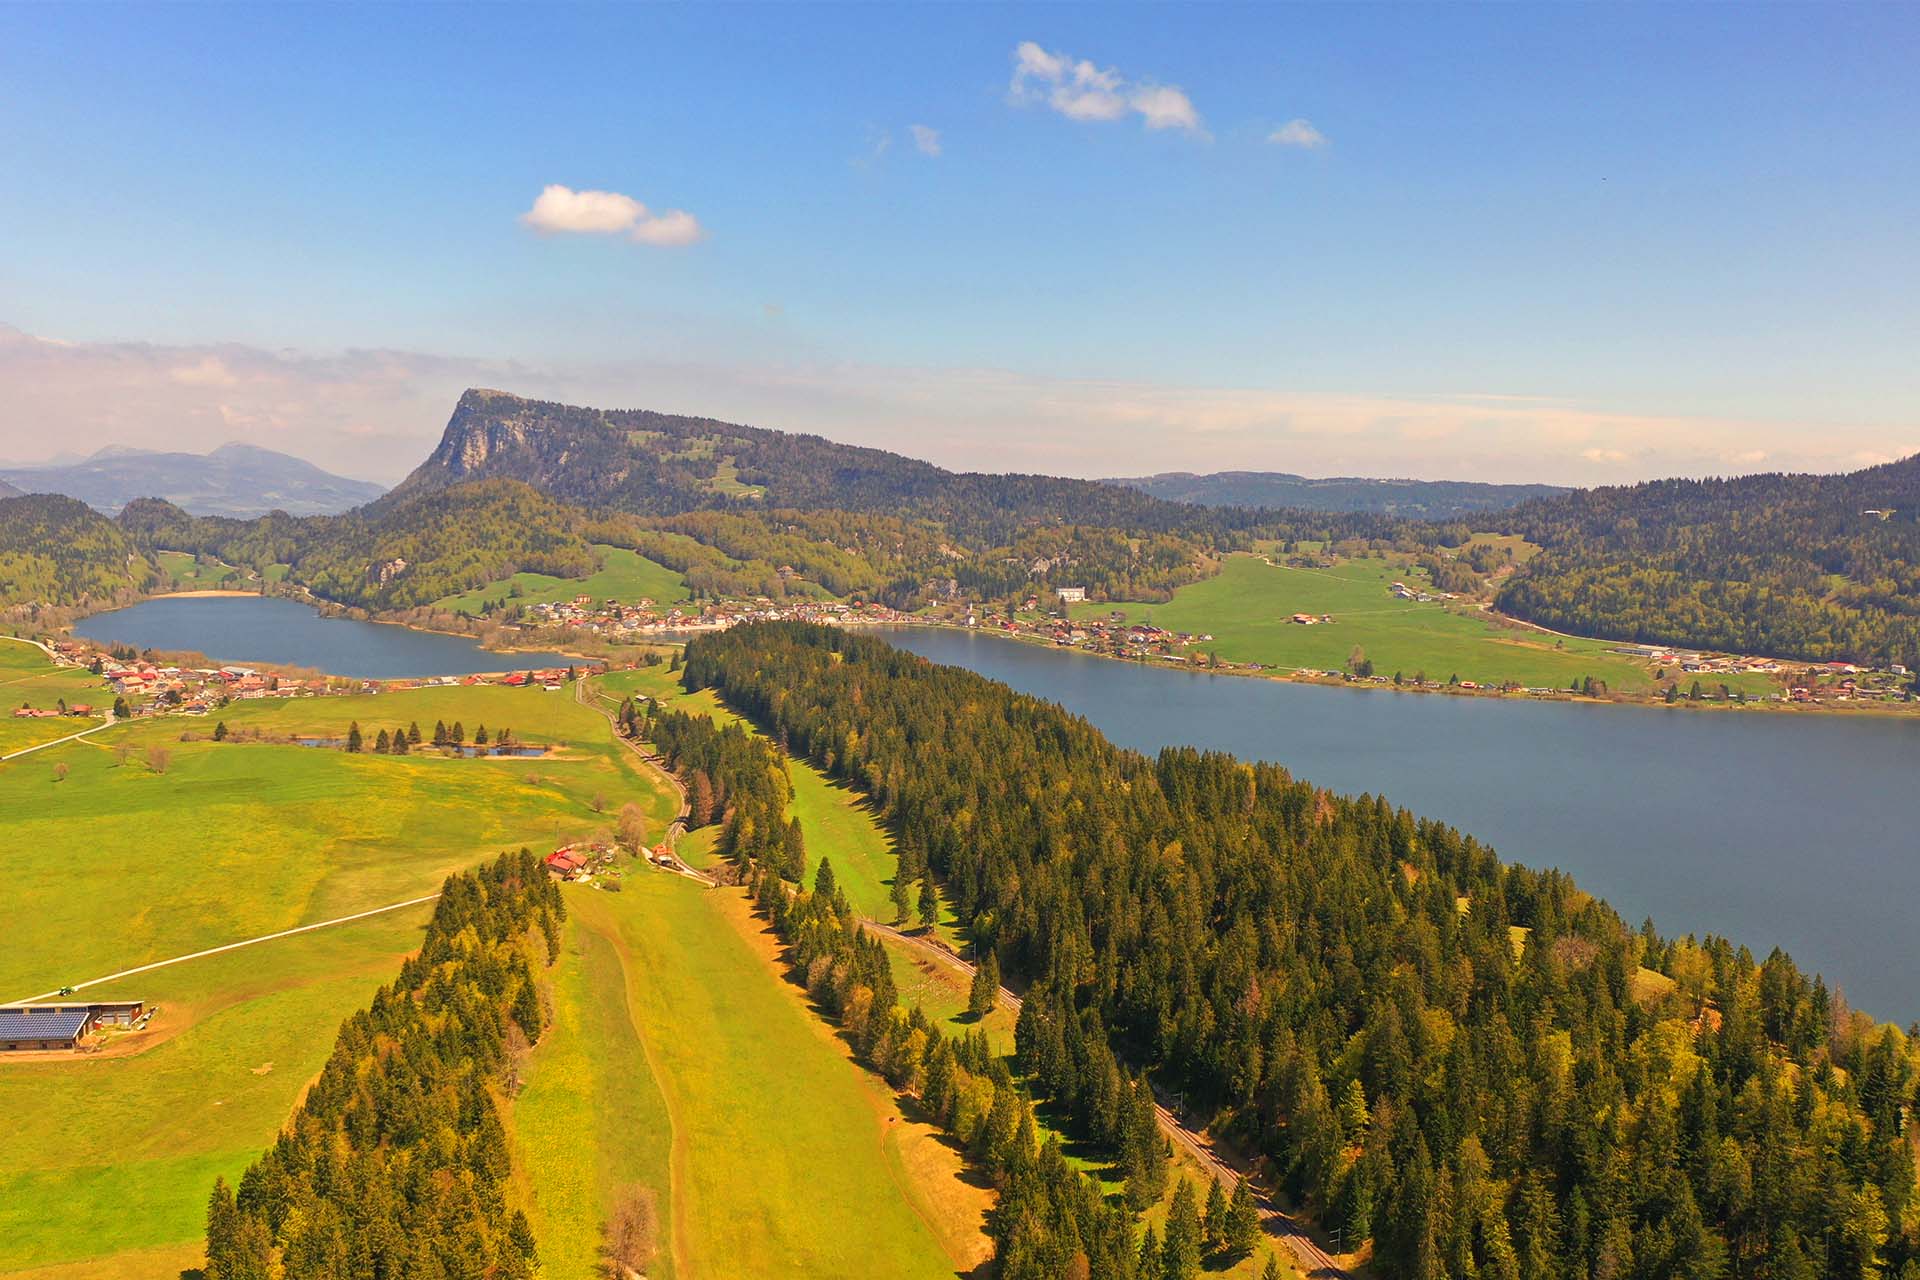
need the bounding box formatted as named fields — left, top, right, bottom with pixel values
left=1, top=716, right=117, bottom=761
left=5, top=893, right=443, bottom=1006
left=577, top=677, right=708, bottom=884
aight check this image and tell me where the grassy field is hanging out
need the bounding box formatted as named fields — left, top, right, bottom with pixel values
left=0, top=904, right=433, bottom=1275
left=155, top=550, right=243, bottom=591
left=1076, top=553, right=1662, bottom=691
left=434, top=544, right=690, bottom=614
left=512, top=905, right=677, bottom=1280
left=0, top=639, right=107, bottom=755
left=0, top=678, right=677, bottom=1276
left=557, top=878, right=984, bottom=1279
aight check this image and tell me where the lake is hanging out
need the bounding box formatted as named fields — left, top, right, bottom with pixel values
left=75, top=596, right=579, bottom=680
left=882, top=627, right=1920, bottom=1024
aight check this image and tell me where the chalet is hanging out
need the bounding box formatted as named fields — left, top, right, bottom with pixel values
left=544, top=848, right=590, bottom=880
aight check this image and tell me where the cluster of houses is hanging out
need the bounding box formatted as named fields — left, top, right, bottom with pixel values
left=543, top=842, right=617, bottom=882
left=513, top=594, right=907, bottom=639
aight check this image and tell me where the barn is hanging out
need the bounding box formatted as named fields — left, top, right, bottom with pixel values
left=0, top=1007, right=95, bottom=1052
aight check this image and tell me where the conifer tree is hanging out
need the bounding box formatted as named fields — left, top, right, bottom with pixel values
left=451, top=720, right=465, bottom=743
left=407, top=721, right=421, bottom=745
left=374, top=728, right=389, bottom=752
left=213, top=720, right=227, bottom=741
left=918, top=876, right=939, bottom=929
left=1164, top=1178, right=1204, bottom=1279
left=814, top=856, right=837, bottom=900
left=891, top=870, right=913, bottom=922
left=1205, top=1178, right=1229, bottom=1249
left=346, top=721, right=362, bottom=752
left=968, top=947, right=1001, bottom=1018
left=1227, top=1174, right=1260, bottom=1256
left=432, top=719, right=447, bottom=746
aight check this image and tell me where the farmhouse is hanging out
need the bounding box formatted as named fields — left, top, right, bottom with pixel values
left=0, top=1001, right=143, bottom=1052
left=1055, top=586, right=1087, bottom=604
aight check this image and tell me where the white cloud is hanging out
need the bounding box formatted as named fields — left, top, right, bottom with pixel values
left=1130, top=86, right=1203, bottom=133
left=629, top=209, right=703, bottom=247
left=1268, top=118, right=1328, bottom=149
left=1581, top=447, right=1632, bottom=464
left=1009, top=41, right=1206, bottom=136
left=520, top=183, right=704, bottom=246
left=168, top=356, right=239, bottom=387
left=909, top=124, right=942, bottom=157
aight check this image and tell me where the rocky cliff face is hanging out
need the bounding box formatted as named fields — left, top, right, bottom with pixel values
left=396, top=389, right=594, bottom=497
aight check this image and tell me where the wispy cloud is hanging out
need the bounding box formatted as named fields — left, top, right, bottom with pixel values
left=909, top=124, right=942, bottom=157
left=1268, top=118, right=1328, bottom=149
left=1009, top=41, right=1206, bottom=137
left=520, top=184, right=705, bottom=247
left=2, top=323, right=1901, bottom=488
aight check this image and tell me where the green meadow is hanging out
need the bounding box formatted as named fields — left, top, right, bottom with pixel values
left=155, top=550, right=243, bottom=590
left=434, top=544, right=690, bottom=614
left=512, top=902, right=677, bottom=1280
left=1076, top=553, right=1661, bottom=691
left=552, top=879, right=980, bottom=1280
left=0, top=676, right=677, bottom=1276
left=0, top=639, right=107, bottom=755
left=0, top=906, right=432, bottom=1276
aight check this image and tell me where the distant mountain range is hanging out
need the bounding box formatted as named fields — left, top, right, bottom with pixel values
left=0, top=442, right=385, bottom=517
left=1106, top=470, right=1570, bottom=518
left=0, top=476, right=19, bottom=499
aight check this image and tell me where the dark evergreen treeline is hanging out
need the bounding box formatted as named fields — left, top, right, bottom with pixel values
left=649, top=707, right=805, bottom=875
left=684, top=622, right=1920, bottom=1280
left=1496, top=456, right=1920, bottom=667
left=199, top=851, right=564, bottom=1278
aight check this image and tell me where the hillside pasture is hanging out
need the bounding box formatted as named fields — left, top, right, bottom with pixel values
left=558, top=878, right=977, bottom=1280
left=433, top=544, right=690, bottom=615
left=0, top=679, right=676, bottom=1275
left=1077, top=553, right=1660, bottom=691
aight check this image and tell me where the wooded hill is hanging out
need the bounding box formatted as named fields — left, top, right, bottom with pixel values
left=1109, top=471, right=1569, bottom=520
left=1495, top=455, right=1920, bottom=667
left=684, top=622, right=1920, bottom=1280
left=0, top=492, right=153, bottom=607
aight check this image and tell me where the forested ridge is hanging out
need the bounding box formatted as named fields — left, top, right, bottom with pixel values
left=643, top=698, right=1249, bottom=1279
left=1496, top=456, right=1920, bottom=667
left=683, top=622, right=1920, bottom=1280
left=0, top=492, right=153, bottom=607
left=199, top=852, right=564, bottom=1278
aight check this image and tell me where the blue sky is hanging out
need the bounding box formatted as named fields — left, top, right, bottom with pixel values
left=2, top=3, right=1915, bottom=483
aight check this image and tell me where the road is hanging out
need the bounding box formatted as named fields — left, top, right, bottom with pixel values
left=5, top=892, right=444, bottom=1006
left=867, top=920, right=1354, bottom=1279
left=0, top=715, right=118, bottom=762
left=577, top=676, right=709, bottom=884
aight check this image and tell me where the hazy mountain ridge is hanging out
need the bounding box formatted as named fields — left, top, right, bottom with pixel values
left=1109, top=470, right=1569, bottom=518
left=1, top=442, right=386, bottom=517
left=389, top=388, right=1266, bottom=546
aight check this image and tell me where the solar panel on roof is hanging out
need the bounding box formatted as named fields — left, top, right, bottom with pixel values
left=0, top=1009, right=91, bottom=1040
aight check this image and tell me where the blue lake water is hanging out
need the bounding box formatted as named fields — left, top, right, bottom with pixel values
left=881, top=627, right=1920, bottom=1024
left=75, top=596, right=578, bottom=680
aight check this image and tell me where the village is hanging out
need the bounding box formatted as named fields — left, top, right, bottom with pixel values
left=11, top=637, right=598, bottom=725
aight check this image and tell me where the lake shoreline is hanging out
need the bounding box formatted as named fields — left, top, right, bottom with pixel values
left=868, top=619, right=1920, bottom=720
